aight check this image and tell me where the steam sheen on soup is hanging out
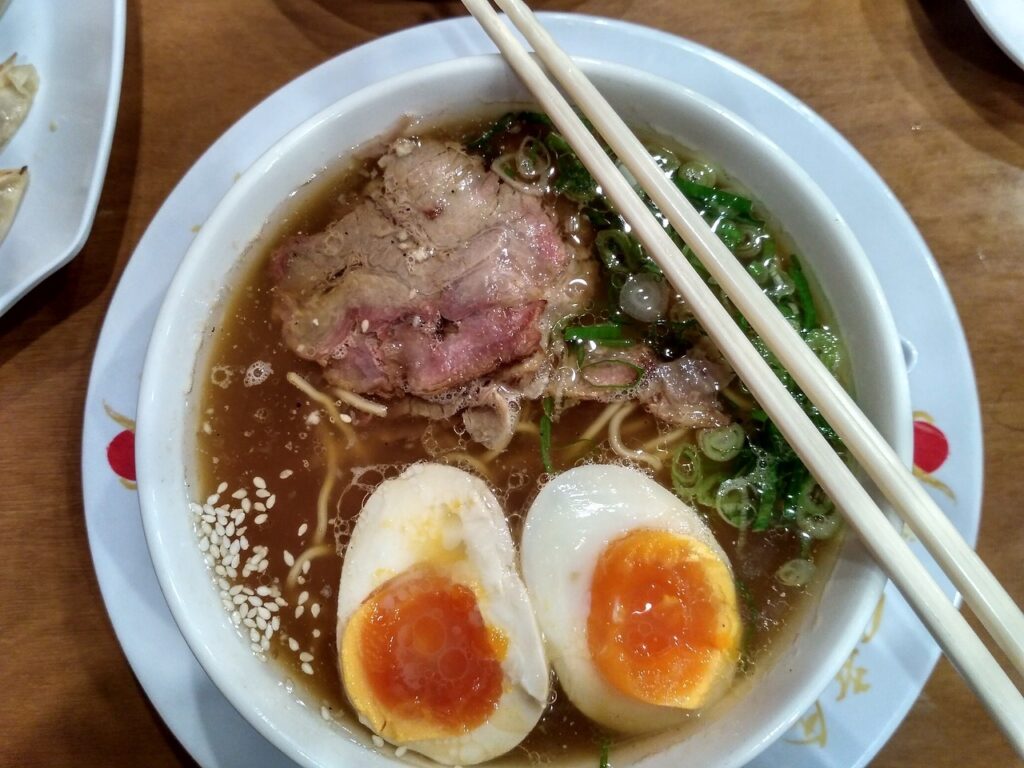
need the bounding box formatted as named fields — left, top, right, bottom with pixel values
left=193, top=112, right=848, bottom=765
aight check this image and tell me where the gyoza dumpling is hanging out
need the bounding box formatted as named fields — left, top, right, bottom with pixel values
left=0, top=166, right=28, bottom=244
left=0, top=54, right=38, bottom=149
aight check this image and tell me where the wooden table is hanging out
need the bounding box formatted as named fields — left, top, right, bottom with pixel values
left=2, top=1, right=1021, bottom=765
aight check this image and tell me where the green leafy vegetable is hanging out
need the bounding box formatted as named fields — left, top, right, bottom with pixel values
left=563, top=323, right=630, bottom=344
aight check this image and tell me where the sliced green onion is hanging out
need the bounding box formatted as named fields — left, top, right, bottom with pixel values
left=697, top=423, right=745, bottom=462
left=578, top=359, right=645, bottom=389
left=776, top=558, right=816, bottom=587
left=646, top=145, right=681, bottom=175
left=733, top=223, right=769, bottom=260
left=715, top=477, right=755, bottom=528
left=595, top=229, right=643, bottom=273
left=802, top=328, right=841, bottom=374
left=713, top=218, right=744, bottom=250
left=695, top=473, right=724, bottom=507
left=794, top=476, right=840, bottom=539
left=599, top=740, right=610, bottom=768
left=671, top=443, right=702, bottom=498
left=516, top=136, right=550, bottom=180
left=539, top=397, right=554, bottom=474
left=677, top=159, right=718, bottom=187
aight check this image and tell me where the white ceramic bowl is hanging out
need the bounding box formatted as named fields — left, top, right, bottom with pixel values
left=137, top=55, right=911, bottom=768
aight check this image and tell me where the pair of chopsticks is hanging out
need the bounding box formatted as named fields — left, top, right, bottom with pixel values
left=462, top=0, right=1024, bottom=754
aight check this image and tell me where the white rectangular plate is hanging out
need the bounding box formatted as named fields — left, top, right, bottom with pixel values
left=0, top=0, right=125, bottom=317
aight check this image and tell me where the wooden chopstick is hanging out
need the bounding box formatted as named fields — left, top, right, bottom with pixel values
left=461, top=0, right=1024, bottom=755
left=489, top=0, right=1024, bottom=680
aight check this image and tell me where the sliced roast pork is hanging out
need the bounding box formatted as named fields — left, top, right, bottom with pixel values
left=271, top=138, right=573, bottom=400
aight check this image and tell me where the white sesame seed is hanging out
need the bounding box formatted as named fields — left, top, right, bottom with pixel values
left=253, top=513, right=268, bottom=525
left=275, top=596, right=286, bottom=606
left=300, top=652, right=314, bottom=663
left=199, top=537, right=210, bottom=552
left=313, top=628, right=321, bottom=638
left=248, top=595, right=262, bottom=607
left=206, top=494, right=220, bottom=506
left=280, top=469, right=293, bottom=479
left=339, top=413, right=353, bottom=424
left=321, top=706, right=332, bottom=721
left=295, top=605, right=305, bottom=619
left=256, top=488, right=270, bottom=499
left=239, top=604, right=251, bottom=619
left=239, top=536, right=249, bottom=551
left=216, top=481, right=228, bottom=494
left=258, top=560, right=269, bottom=573
left=284, top=551, right=295, bottom=567
left=215, top=565, right=226, bottom=576
left=231, top=612, right=241, bottom=626
left=311, top=603, right=321, bottom=618
left=288, top=637, right=299, bottom=652
left=258, top=606, right=271, bottom=620
left=249, top=628, right=260, bottom=643
left=256, top=585, right=271, bottom=596
left=231, top=488, right=247, bottom=499
left=254, top=502, right=266, bottom=512
left=272, top=616, right=280, bottom=631
left=301, top=662, right=314, bottom=675
left=302, top=560, right=311, bottom=575
left=256, top=617, right=268, bottom=630
left=244, top=617, right=256, bottom=629
left=189, top=502, right=203, bottom=515
left=253, top=476, right=267, bottom=490
left=266, top=494, right=276, bottom=509
left=241, top=498, right=252, bottom=513
left=260, top=637, right=270, bottom=651
left=372, top=735, right=384, bottom=748
left=395, top=746, right=407, bottom=757
left=297, top=523, right=308, bottom=537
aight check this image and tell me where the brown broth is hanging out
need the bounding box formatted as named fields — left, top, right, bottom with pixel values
left=193, top=116, right=839, bottom=763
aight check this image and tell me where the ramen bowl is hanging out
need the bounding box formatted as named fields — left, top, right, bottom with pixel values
left=136, top=55, right=911, bottom=768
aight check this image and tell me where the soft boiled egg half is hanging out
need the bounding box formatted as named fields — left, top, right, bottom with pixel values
left=336, top=463, right=549, bottom=765
left=521, top=463, right=742, bottom=734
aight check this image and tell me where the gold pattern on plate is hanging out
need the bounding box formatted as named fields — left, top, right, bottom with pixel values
left=787, top=592, right=887, bottom=747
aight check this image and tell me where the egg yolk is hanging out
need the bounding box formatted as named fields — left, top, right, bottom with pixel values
left=587, top=529, right=740, bottom=709
left=343, top=567, right=505, bottom=740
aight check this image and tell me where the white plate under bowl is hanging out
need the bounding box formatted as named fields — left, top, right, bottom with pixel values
left=82, top=13, right=982, bottom=768
left=135, top=54, right=908, bottom=768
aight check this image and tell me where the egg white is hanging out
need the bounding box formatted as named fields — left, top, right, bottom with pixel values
left=521, top=463, right=738, bottom=734
left=337, top=462, right=549, bottom=765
